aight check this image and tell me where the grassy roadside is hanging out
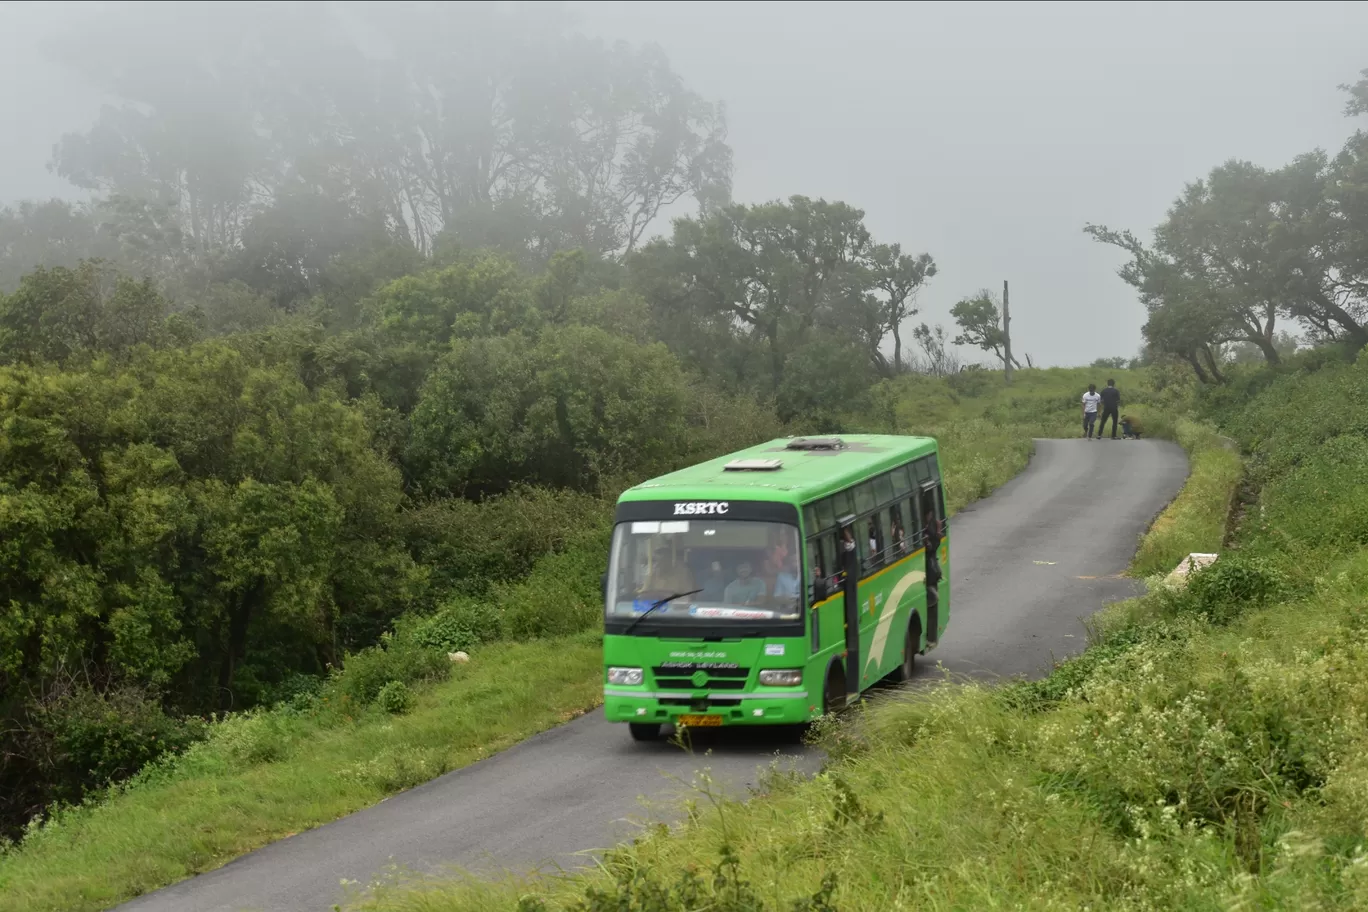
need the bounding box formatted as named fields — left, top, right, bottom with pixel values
left=0, top=368, right=1153, bottom=912
left=0, top=635, right=603, bottom=912
left=1127, top=416, right=1242, bottom=578
left=339, top=407, right=1257, bottom=910
left=344, top=359, right=1368, bottom=911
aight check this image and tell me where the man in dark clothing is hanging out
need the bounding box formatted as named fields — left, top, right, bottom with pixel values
left=1097, top=379, right=1121, bottom=439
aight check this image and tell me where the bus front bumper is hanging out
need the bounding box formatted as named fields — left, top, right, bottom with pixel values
left=604, top=689, right=816, bottom=726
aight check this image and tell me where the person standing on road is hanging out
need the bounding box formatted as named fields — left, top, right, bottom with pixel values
left=1081, top=384, right=1101, bottom=439
left=1097, top=378, right=1121, bottom=440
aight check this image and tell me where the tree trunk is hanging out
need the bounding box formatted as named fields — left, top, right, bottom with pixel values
left=1311, top=291, right=1368, bottom=348
left=1184, top=352, right=1211, bottom=384
left=1200, top=345, right=1226, bottom=384
left=1255, top=333, right=1281, bottom=365
left=218, top=587, right=258, bottom=711
left=892, top=322, right=903, bottom=374
left=767, top=319, right=784, bottom=390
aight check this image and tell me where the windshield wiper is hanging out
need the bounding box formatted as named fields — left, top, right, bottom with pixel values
left=622, top=589, right=703, bottom=636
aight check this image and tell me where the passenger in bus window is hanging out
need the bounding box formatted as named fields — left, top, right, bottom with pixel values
left=809, top=544, right=827, bottom=601
left=773, top=551, right=800, bottom=600
left=921, top=491, right=943, bottom=578
left=645, top=545, right=695, bottom=594
left=765, top=526, right=791, bottom=572
left=700, top=560, right=726, bottom=602
left=838, top=527, right=855, bottom=581
left=890, top=509, right=907, bottom=555
left=867, top=516, right=884, bottom=569
left=724, top=561, right=767, bottom=605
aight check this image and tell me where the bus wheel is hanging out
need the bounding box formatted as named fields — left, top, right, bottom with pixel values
left=823, top=665, right=845, bottom=716
left=893, top=625, right=917, bottom=683
left=629, top=722, right=662, bottom=741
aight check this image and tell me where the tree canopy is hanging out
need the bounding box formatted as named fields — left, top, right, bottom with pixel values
left=1087, top=69, right=1368, bottom=378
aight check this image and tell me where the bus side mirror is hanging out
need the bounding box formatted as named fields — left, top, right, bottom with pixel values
left=601, top=572, right=608, bottom=599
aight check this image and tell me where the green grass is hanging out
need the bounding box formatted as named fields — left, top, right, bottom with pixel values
left=1128, top=417, right=1242, bottom=578
left=0, top=635, right=604, bottom=912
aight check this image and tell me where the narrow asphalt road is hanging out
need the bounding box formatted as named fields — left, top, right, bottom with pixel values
left=117, top=437, right=1187, bottom=912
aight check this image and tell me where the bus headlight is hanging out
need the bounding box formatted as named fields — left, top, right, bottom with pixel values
left=607, top=667, right=644, bottom=685
left=758, top=669, right=803, bottom=687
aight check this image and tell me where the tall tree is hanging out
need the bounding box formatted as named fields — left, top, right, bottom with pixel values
left=629, top=195, right=876, bottom=396
left=867, top=244, right=937, bottom=374
left=911, top=322, right=958, bottom=376
left=950, top=289, right=1020, bottom=370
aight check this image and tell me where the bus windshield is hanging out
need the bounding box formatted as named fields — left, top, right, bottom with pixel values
left=605, top=518, right=802, bottom=629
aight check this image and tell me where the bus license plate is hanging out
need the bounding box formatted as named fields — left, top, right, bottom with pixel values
left=678, top=714, right=723, bottom=727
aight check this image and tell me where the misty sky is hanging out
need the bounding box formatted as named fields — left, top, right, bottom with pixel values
left=2, top=0, right=1367, bottom=367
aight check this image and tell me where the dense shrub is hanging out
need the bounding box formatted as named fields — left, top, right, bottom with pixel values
left=330, top=633, right=451, bottom=709
left=1176, top=553, right=1288, bottom=623
left=1, top=682, right=207, bottom=830
left=402, top=486, right=611, bottom=604
left=374, top=681, right=414, bottom=715
left=411, top=598, right=503, bottom=653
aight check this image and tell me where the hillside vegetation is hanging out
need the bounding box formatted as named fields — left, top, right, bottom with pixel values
left=0, top=364, right=1153, bottom=912
left=330, top=348, right=1368, bottom=911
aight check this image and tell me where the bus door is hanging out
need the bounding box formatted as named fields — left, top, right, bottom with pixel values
left=920, top=483, right=943, bottom=645
left=837, top=514, right=860, bottom=699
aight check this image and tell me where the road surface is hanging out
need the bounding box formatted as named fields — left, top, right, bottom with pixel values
left=117, top=437, right=1187, bottom=912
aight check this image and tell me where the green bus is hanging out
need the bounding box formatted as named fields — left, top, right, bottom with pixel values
left=602, top=434, right=949, bottom=740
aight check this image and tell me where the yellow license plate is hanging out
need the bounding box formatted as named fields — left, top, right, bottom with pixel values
left=678, top=714, right=724, bottom=727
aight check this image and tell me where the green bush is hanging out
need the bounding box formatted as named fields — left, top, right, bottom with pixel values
left=374, top=681, right=414, bottom=715
left=496, top=544, right=606, bottom=640
left=402, top=486, right=611, bottom=604
left=214, top=709, right=293, bottom=766
left=945, top=368, right=994, bottom=398
left=411, top=597, right=503, bottom=652
left=19, top=684, right=206, bottom=813
left=331, top=633, right=451, bottom=708
left=1177, top=553, right=1287, bottom=624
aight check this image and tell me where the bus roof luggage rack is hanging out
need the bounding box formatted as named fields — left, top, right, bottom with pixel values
left=723, top=458, right=784, bottom=471
left=785, top=436, right=845, bottom=451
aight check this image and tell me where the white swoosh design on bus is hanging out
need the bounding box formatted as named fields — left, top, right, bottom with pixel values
left=865, top=568, right=926, bottom=675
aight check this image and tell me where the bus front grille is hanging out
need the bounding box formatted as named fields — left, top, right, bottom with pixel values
left=655, top=678, right=747, bottom=690
left=651, top=666, right=751, bottom=691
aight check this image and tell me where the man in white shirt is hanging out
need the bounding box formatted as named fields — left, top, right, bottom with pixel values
left=1081, top=384, right=1101, bottom=439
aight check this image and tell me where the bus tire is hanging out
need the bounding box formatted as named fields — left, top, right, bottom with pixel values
left=629, top=722, right=662, bottom=741
left=892, top=622, right=918, bottom=683
left=823, top=663, right=845, bottom=716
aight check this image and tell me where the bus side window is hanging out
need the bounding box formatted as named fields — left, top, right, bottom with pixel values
left=837, top=527, right=856, bottom=581
left=890, top=464, right=913, bottom=499
left=888, top=502, right=908, bottom=555
left=914, top=456, right=934, bottom=489
left=866, top=515, right=884, bottom=572
left=873, top=472, right=895, bottom=509
left=921, top=487, right=942, bottom=542
left=807, top=540, right=826, bottom=603
left=907, top=494, right=924, bottom=549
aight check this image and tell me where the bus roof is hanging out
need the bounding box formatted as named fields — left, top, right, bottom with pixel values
left=618, top=434, right=938, bottom=506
